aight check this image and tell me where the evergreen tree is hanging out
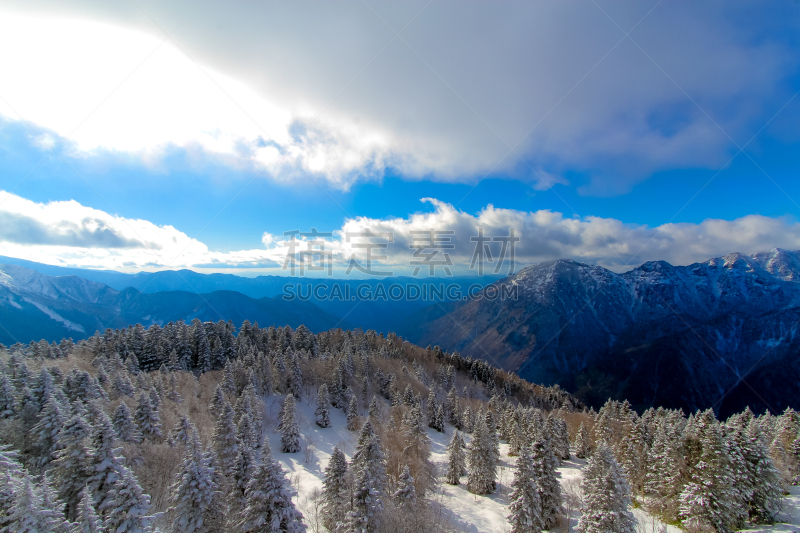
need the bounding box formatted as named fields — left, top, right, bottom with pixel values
left=90, top=412, right=128, bottom=521
left=5, top=475, right=67, bottom=532
left=209, top=385, right=227, bottom=419
left=212, top=400, right=240, bottom=479
left=237, top=412, right=258, bottom=452
left=169, top=415, right=195, bottom=447
left=576, top=444, right=636, bottom=533
left=280, top=395, right=301, bottom=453
left=31, top=395, right=66, bottom=467
left=346, top=419, right=387, bottom=532
left=432, top=404, right=446, bottom=433
left=315, top=384, right=331, bottom=428
left=52, top=413, right=96, bottom=521
left=40, top=473, right=71, bottom=533
left=743, top=420, right=784, bottom=524
left=235, top=440, right=306, bottom=532
left=0, top=373, right=17, bottom=418
left=101, top=466, right=154, bottom=533
left=169, top=430, right=220, bottom=533
left=321, top=446, right=348, bottom=532
left=134, top=392, right=163, bottom=441
left=113, top=401, right=141, bottom=443
left=574, top=422, right=592, bottom=459
left=347, top=395, right=360, bottom=431
left=445, top=430, right=466, bottom=485
left=393, top=465, right=417, bottom=507
left=531, top=436, right=562, bottom=530
left=228, top=433, right=257, bottom=515
left=73, top=485, right=105, bottom=533
left=467, top=417, right=497, bottom=494
left=426, top=390, right=437, bottom=429
left=679, top=410, right=739, bottom=533
left=507, top=446, right=544, bottom=533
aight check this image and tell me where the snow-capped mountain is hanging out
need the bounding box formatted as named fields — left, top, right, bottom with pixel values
left=406, top=248, right=800, bottom=415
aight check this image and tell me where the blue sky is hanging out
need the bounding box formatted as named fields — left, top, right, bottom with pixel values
left=0, top=1, right=799, bottom=276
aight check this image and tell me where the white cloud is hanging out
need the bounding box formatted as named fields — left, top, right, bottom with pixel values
left=3, top=191, right=800, bottom=276
left=0, top=3, right=796, bottom=191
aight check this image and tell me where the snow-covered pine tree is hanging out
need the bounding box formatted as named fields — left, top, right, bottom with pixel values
left=576, top=444, right=636, bottom=533
left=432, top=404, right=446, bottom=433
left=368, top=396, right=381, bottom=419
left=74, top=485, right=104, bottom=533
left=134, top=392, right=163, bottom=441
left=531, top=435, right=562, bottom=530
left=346, top=419, right=388, bottom=532
left=90, top=412, right=129, bottom=522
left=235, top=439, right=306, bottom=532
left=679, top=409, right=739, bottom=533
left=100, top=466, right=154, bottom=533
left=169, top=429, right=220, bottom=533
left=507, top=445, right=544, bottom=533
left=347, top=395, right=360, bottom=431
left=113, top=401, right=141, bottom=443
left=0, top=372, right=17, bottom=418
left=467, top=416, right=497, bottom=494
left=168, top=415, right=195, bottom=447
left=315, top=384, right=331, bottom=428
left=643, top=419, right=682, bottom=519
left=321, top=446, right=348, bottom=532
left=5, top=474, right=68, bottom=532
left=425, top=389, right=437, bottom=428
left=31, top=395, right=66, bottom=467
left=574, top=422, right=592, bottom=459
left=394, top=465, right=417, bottom=507
left=209, top=385, right=227, bottom=419
left=212, top=400, right=240, bottom=479
left=228, top=430, right=257, bottom=516
left=445, top=430, right=466, bottom=485
left=280, top=394, right=301, bottom=453
left=40, top=473, right=71, bottom=533
left=743, top=419, right=784, bottom=524
left=237, top=412, right=258, bottom=452
left=52, top=413, right=96, bottom=520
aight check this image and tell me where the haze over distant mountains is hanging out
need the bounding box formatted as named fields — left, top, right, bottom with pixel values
left=2, top=249, right=799, bottom=415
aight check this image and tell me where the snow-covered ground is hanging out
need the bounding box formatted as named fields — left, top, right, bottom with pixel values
left=259, top=394, right=800, bottom=533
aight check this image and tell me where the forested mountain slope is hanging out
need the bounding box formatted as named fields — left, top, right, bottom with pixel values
left=406, top=248, right=800, bottom=416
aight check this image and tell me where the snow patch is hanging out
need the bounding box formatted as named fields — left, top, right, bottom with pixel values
left=21, top=297, right=85, bottom=333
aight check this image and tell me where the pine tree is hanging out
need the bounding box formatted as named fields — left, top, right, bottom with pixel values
left=209, top=385, right=227, bottom=419
left=235, top=439, right=306, bottom=532
left=445, top=430, right=466, bottom=485
left=394, top=465, right=417, bottom=507
left=507, top=445, right=544, bottom=533
left=280, top=395, right=301, bottom=453
left=531, top=435, right=562, bottom=530
left=743, top=420, right=783, bottom=524
left=679, top=410, right=739, bottom=533
left=315, top=384, right=331, bottom=428
left=574, top=422, right=593, bottom=459
left=212, top=400, right=240, bottom=479
left=74, top=485, right=105, bottom=533
left=5, top=475, right=67, bottom=532
left=347, top=395, right=360, bottom=431
left=31, top=395, right=66, bottom=467
left=90, top=412, right=128, bottom=521
left=100, top=466, right=154, bottom=533
left=52, top=413, right=96, bottom=521
left=0, top=372, right=17, bottom=418
left=169, top=429, right=220, bottom=533
left=228, top=433, right=257, bottom=516
left=576, top=444, right=636, bottom=533
left=237, top=412, right=258, bottom=452
left=113, top=401, right=141, bottom=443
left=134, top=392, right=163, bottom=441
left=40, top=473, right=71, bottom=533
left=432, top=404, right=446, bottom=433
left=346, top=419, right=387, bottom=532
left=467, top=416, right=497, bottom=494
left=321, top=446, right=348, bottom=532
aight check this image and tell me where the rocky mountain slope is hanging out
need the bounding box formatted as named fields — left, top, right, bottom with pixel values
left=405, top=248, right=800, bottom=415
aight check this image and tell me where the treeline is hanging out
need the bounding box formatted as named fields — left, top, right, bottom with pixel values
left=0, top=321, right=793, bottom=532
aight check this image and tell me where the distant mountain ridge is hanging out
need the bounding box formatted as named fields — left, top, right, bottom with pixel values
left=0, top=256, right=497, bottom=333
left=0, top=264, right=346, bottom=345
left=405, top=248, right=800, bottom=416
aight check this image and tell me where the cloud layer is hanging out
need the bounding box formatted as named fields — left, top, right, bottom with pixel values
left=2, top=191, right=800, bottom=276
left=0, top=2, right=797, bottom=191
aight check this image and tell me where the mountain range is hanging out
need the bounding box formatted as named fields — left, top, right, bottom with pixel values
left=2, top=249, right=799, bottom=415
left=404, top=248, right=800, bottom=416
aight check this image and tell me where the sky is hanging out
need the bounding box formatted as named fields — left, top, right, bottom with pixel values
left=0, top=0, right=799, bottom=278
